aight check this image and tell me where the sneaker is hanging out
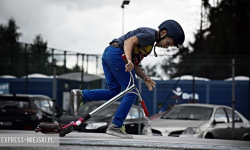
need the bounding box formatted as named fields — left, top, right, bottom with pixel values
left=70, top=89, right=83, bottom=117
left=106, top=124, right=133, bottom=139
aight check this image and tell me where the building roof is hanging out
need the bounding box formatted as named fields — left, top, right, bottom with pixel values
left=21, top=73, right=52, bottom=78
left=224, top=76, right=249, bottom=81
left=172, top=75, right=210, bottom=81
left=58, top=72, right=104, bottom=82
left=0, top=75, right=17, bottom=78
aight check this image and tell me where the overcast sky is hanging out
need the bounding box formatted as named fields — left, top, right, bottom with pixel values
left=0, top=0, right=202, bottom=78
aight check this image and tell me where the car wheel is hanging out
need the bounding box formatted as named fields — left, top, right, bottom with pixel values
left=205, top=133, right=213, bottom=139
left=243, top=135, right=250, bottom=141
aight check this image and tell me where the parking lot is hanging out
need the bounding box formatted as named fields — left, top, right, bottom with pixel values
left=1, top=130, right=250, bottom=150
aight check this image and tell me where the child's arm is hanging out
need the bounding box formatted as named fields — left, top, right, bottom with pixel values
left=134, top=65, right=156, bottom=91
left=124, top=36, right=139, bottom=72
left=134, top=65, right=147, bottom=80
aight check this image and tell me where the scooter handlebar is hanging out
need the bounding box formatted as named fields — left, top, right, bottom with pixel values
left=121, top=54, right=128, bottom=64
left=140, top=100, right=150, bottom=117
left=121, top=54, right=150, bottom=117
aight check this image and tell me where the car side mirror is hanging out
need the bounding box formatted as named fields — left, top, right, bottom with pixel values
left=214, top=117, right=227, bottom=124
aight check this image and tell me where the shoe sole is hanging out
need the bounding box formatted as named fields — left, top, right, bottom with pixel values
left=106, top=130, right=133, bottom=139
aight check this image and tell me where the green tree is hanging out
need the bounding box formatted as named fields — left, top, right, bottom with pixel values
left=142, top=64, right=162, bottom=79
left=28, top=35, right=50, bottom=74
left=0, top=18, right=22, bottom=76
left=161, top=0, right=250, bottom=80
left=0, top=18, right=93, bottom=77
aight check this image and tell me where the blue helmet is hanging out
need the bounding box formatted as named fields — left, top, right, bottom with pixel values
left=158, top=20, right=185, bottom=48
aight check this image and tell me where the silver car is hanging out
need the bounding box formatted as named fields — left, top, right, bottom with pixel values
left=142, top=104, right=250, bottom=141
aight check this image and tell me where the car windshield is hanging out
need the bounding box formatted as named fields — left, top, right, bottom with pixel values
left=161, top=106, right=213, bottom=120
left=78, top=102, right=117, bottom=117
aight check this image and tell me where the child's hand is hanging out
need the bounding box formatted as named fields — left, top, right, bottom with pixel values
left=143, top=76, right=156, bottom=91
left=125, top=60, right=134, bottom=72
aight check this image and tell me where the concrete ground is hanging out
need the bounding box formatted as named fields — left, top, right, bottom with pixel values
left=0, top=130, right=250, bottom=150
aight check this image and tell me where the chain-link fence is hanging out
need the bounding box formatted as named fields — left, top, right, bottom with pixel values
left=160, top=55, right=250, bottom=80
left=1, top=42, right=249, bottom=80
left=0, top=42, right=249, bottom=118
left=0, top=42, right=103, bottom=77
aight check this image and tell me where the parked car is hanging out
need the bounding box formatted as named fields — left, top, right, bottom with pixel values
left=58, top=101, right=150, bottom=134
left=149, top=111, right=166, bottom=121
left=142, top=103, right=250, bottom=141
left=0, top=94, right=62, bottom=130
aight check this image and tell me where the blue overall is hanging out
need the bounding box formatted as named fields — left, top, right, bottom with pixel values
left=82, top=45, right=138, bottom=127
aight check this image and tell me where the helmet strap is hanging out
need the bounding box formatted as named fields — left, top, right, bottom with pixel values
left=154, top=29, right=167, bottom=57
left=153, top=45, right=157, bottom=57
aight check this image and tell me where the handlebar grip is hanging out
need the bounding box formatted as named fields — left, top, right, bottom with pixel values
left=140, top=100, right=150, bottom=117
left=121, top=54, right=128, bottom=64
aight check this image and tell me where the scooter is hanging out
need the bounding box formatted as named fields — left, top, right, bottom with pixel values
left=35, top=54, right=149, bottom=137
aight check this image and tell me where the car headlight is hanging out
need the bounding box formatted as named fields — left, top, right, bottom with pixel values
left=182, top=127, right=201, bottom=135
left=85, top=122, right=107, bottom=130
left=142, top=125, right=153, bottom=135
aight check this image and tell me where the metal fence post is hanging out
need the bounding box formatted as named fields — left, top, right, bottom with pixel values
left=249, top=57, right=250, bottom=120
left=52, top=59, right=57, bottom=123
left=232, top=58, right=235, bottom=140
left=138, top=78, right=142, bottom=135
left=51, top=49, right=54, bottom=74
left=96, top=56, right=98, bottom=75
left=64, top=51, right=66, bottom=73
left=77, top=53, right=79, bottom=71
left=86, top=55, right=89, bottom=74
left=153, top=84, right=157, bottom=114
left=81, top=54, right=85, bottom=89
left=192, top=56, right=196, bottom=103
left=206, top=82, right=210, bottom=104
left=24, top=44, right=28, bottom=94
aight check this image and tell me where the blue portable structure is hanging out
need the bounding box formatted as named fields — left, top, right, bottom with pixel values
left=0, top=76, right=249, bottom=119
left=0, top=73, right=103, bottom=111
left=140, top=79, right=249, bottom=119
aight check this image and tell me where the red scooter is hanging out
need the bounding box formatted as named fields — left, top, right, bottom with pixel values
left=35, top=54, right=149, bottom=137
